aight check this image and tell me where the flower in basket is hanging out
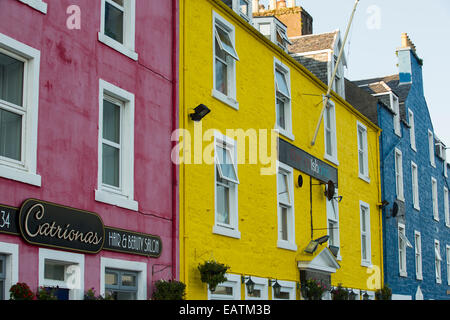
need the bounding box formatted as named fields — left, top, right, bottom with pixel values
left=197, top=260, right=230, bottom=292
left=302, top=279, right=328, bottom=300
left=36, top=286, right=58, bottom=300
left=9, top=282, right=35, bottom=300
left=331, top=283, right=349, bottom=300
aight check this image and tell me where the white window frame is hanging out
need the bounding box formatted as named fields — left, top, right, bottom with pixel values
left=411, top=161, right=420, bottom=211
left=0, top=32, right=41, bottom=187
left=414, top=231, right=422, bottom=280
left=17, top=0, right=47, bottom=14
left=213, top=131, right=240, bottom=239
left=212, top=11, right=239, bottom=110
left=444, top=187, right=449, bottom=227
left=244, top=276, right=268, bottom=300
left=332, top=55, right=345, bottom=98
left=446, top=245, right=450, bottom=286
left=326, top=187, right=341, bottom=260
left=96, top=79, right=138, bottom=211
left=274, top=58, right=294, bottom=140
left=100, top=257, right=147, bottom=300
left=208, top=273, right=241, bottom=300
left=357, top=121, right=370, bottom=182
left=323, top=99, right=338, bottom=165
left=272, top=280, right=296, bottom=300
left=435, top=240, right=442, bottom=284
left=0, top=242, right=19, bottom=301
left=276, top=161, right=296, bottom=251
left=391, top=92, right=401, bottom=137
left=408, top=109, right=416, bottom=151
left=431, top=177, right=438, bottom=221
left=38, top=248, right=84, bottom=300
left=428, top=130, right=435, bottom=167
left=360, top=201, right=371, bottom=267
left=394, top=148, right=404, bottom=201
left=98, top=0, right=138, bottom=61
left=398, top=223, right=412, bottom=277
left=223, top=0, right=253, bottom=23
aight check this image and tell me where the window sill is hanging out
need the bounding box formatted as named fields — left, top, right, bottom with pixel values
left=324, top=153, right=339, bottom=166
left=396, top=197, right=405, bottom=203
left=18, top=0, right=47, bottom=14
left=98, top=33, right=138, bottom=61
left=358, top=174, right=370, bottom=184
left=416, top=275, right=423, bottom=281
left=276, top=127, right=295, bottom=141
left=0, top=165, right=41, bottom=187
left=399, top=271, right=408, bottom=278
left=212, top=89, right=239, bottom=110
left=277, top=240, right=297, bottom=251
left=95, top=189, right=138, bottom=211
left=413, top=205, right=420, bottom=212
left=213, top=225, right=241, bottom=239
left=361, top=261, right=372, bottom=268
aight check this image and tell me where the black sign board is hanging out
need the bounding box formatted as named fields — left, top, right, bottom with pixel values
left=278, top=138, right=338, bottom=186
left=0, top=204, right=20, bottom=235
left=104, top=227, right=162, bottom=257
left=18, top=199, right=105, bottom=254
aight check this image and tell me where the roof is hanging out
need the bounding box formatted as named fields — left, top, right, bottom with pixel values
left=288, top=31, right=339, bottom=54
left=344, top=79, right=379, bottom=126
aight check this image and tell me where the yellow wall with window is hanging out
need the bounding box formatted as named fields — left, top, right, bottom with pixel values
left=179, top=0, right=383, bottom=300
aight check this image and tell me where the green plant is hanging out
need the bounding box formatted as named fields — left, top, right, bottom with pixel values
left=83, top=287, right=113, bottom=300
left=198, top=260, right=230, bottom=292
left=375, top=285, right=392, bottom=300
left=36, top=286, right=58, bottom=300
left=9, top=282, right=35, bottom=300
left=152, top=279, right=186, bottom=300
left=331, top=283, right=349, bottom=300
left=301, top=279, right=328, bottom=300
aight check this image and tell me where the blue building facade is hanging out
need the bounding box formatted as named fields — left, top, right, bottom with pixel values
left=356, top=34, right=450, bottom=300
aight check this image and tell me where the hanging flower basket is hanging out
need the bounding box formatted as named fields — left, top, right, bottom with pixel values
left=331, top=283, right=349, bottom=300
left=375, top=285, right=392, bottom=300
left=197, top=260, right=230, bottom=292
left=9, top=282, right=35, bottom=300
left=301, top=279, right=328, bottom=300
left=152, top=279, right=186, bottom=300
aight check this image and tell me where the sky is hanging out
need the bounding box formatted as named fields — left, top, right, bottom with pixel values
left=260, top=0, right=450, bottom=159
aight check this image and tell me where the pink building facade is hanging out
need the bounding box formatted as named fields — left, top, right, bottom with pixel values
left=0, top=0, right=178, bottom=300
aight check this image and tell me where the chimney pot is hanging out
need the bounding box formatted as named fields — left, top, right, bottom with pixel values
left=277, top=0, right=287, bottom=9
left=286, top=0, right=295, bottom=7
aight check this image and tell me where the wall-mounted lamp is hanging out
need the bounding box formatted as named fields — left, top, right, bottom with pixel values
left=297, top=174, right=303, bottom=188
left=324, top=180, right=336, bottom=201
left=386, top=202, right=399, bottom=219
left=378, top=200, right=390, bottom=209
left=241, top=276, right=255, bottom=295
left=268, top=279, right=282, bottom=297
left=190, top=104, right=211, bottom=121
left=362, top=291, right=370, bottom=300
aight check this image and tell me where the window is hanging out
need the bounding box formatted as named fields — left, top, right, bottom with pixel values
left=277, top=162, right=296, bottom=251
left=408, top=109, right=416, bottom=151
left=96, top=79, right=137, bottom=211
left=244, top=276, right=268, bottom=300
left=398, top=223, right=412, bottom=277
left=38, top=248, right=84, bottom=300
left=332, top=55, right=345, bottom=98
left=214, top=132, right=240, bottom=239
left=208, top=273, right=241, bottom=300
left=324, top=99, right=338, bottom=164
left=357, top=122, right=369, bottom=181
left=17, top=0, right=47, bottom=14
left=274, top=59, right=293, bottom=140
left=360, top=201, right=371, bottom=266
left=391, top=93, right=401, bottom=137
left=394, top=148, right=404, bottom=201
left=99, top=0, right=137, bottom=60
left=414, top=231, right=422, bottom=280
left=447, top=245, right=450, bottom=285
left=213, top=12, right=239, bottom=109
left=105, top=269, right=138, bottom=300
left=327, top=188, right=340, bottom=258
left=100, top=257, right=147, bottom=300
left=221, top=0, right=253, bottom=22
left=272, top=280, right=296, bottom=300
left=435, top=240, right=442, bottom=284
left=428, top=130, right=435, bottom=167
left=411, top=162, right=420, bottom=210
left=444, top=187, right=449, bottom=227
left=0, top=32, right=41, bottom=187
left=253, top=17, right=291, bottom=51
left=431, top=177, right=438, bottom=221
left=0, top=242, right=18, bottom=301
left=0, top=255, right=5, bottom=300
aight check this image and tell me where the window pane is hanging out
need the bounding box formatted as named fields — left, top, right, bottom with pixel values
left=0, top=52, right=24, bottom=106
left=215, top=57, right=228, bottom=95
left=111, top=0, right=124, bottom=6
left=361, top=209, right=366, bottom=232
left=359, top=150, right=365, bottom=175
left=105, top=1, right=124, bottom=44
left=248, top=288, right=261, bottom=298
left=102, top=143, right=120, bottom=187
left=214, top=285, right=233, bottom=296
left=275, top=70, right=289, bottom=98
left=103, top=99, right=121, bottom=144
left=325, top=129, right=332, bottom=155
left=259, top=23, right=271, bottom=38
left=277, top=172, right=290, bottom=204
left=361, top=235, right=367, bottom=260
left=221, top=0, right=232, bottom=9
left=44, top=261, right=65, bottom=281
left=240, top=0, right=249, bottom=15
left=216, top=182, right=230, bottom=225
left=0, top=109, right=22, bottom=161
left=276, top=98, right=285, bottom=129
left=105, top=271, right=118, bottom=286
left=122, top=274, right=136, bottom=287
left=216, top=27, right=238, bottom=60
left=216, top=146, right=237, bottom=182
left=0, top=280, right=3, bottom=300
left=280, top=206, right=288, bottom=241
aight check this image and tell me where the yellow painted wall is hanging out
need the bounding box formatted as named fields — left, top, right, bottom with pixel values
left=180, top=0, right=383, bottom=300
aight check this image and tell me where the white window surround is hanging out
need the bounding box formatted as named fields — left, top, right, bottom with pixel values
left=212, top=11, right=239, bottom=110
left=411, top=161, right=420, bottom=211
left=0, top=32, right=41, bottom=187
left=428, top=130, right=435, bottom=168
left=398, top=223, right=411, bottom=277
left=414, top=231, right=422, bottom=280
left=446, top=245, right=450, bottom=286
left=38, top=248, right=84, bottom=300
left=326, top=187, right=341, bottom=260
left=394, top=148, right=404, bottom=202
left=431, top=177, right=438, bottom=221
left=357, top=121, right=370, bottom=182
left=444, top=187, right=449, bottom=227
left=208, top=273, right=241, bottom=300
left=276, top=161, right=296, bottom=251
left=96, top=79, right=138, bottom=211
left=98, top=0, right=138, bottom=61
left=408, top=109, right=416, bottom=151
left=323, top=99, right=339, bottom=166
left=272, top=279, right=296, bottom=300
left=0, top=242, right=19, bottom=300
left=360, top=201, right=371, bottom=267
left=17, top=0, right=47, bottom=14
left=274, top=58, right=294, bottom=141
left=213, top=131, right=240, bottom=239
left=391, top=92, right=401, bottom=137
left=223, top=0, right=253, bottom=23
left=244, top=276, right=268, bottom=300
left=435, top=240, right=442, bottom=284
left=100, top=257, right=147, bottom=300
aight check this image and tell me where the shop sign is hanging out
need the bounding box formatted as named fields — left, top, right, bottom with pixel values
left=278, top=138, right=338, bottom=186
left=18, top=199, right=104, bottom=254
left=104, top=227, right=162, bottom=257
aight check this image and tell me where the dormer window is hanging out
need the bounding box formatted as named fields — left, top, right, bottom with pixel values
left=221, top=0, right=253, bottom=23
left=390, top=92, right=401, bottom=137
left=253, top=17, right=291, bottom=52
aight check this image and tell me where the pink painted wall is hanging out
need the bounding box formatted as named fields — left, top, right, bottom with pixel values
left=0, top=0, right=178, bottom=297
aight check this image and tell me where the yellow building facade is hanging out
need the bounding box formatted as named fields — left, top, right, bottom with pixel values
left=179, top=0, right=383, bottom=300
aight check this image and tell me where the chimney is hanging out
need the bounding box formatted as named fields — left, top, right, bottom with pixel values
left=397, top=33, right=423, bottom=86
left=277, top=0, right=286, bottom=9
left=252, top=0, right=259, bottom=13
left=269, top=0, right=276, bottom=10
left=401, top=32, right=417, bottom=54
left=286, top=0, right=295, bottom=7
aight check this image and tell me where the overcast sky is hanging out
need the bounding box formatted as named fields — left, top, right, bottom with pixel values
left=260, top=0, right=450, bottom=159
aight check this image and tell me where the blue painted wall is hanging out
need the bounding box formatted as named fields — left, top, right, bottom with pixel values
left=379, top=48, right=450, bottom=300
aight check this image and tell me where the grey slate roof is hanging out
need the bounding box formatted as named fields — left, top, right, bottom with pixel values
left=344, top=79, right=379, bottom=126
left=288, top=31, right=338, bottom=53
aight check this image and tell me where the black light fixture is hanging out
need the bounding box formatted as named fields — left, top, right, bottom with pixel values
left=241, top=276, right=255, bottom=295
left=189, top=104, right=211, bottom=121
left=297, top=174, right=303, bottom=188
left=362, top=291, right=370, bottom=300
left=269, top=279, right=282, bottom=297
left=315, top=235, right=330, bottom=245
left=325, top=180, right=336, bottom=201
left=349, top=290, right=357, bottom=300
left=378, top=200, right=390, bottom=208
